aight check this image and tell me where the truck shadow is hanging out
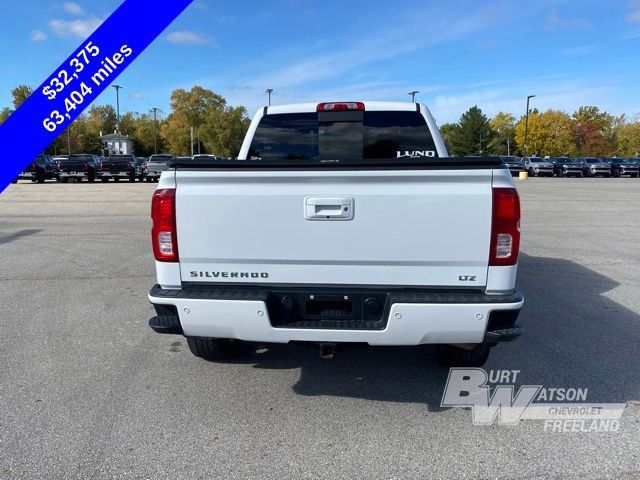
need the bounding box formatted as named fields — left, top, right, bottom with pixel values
left=229, top=253, right=640, bottom=409
left=0, top=229, right=42, bottom=245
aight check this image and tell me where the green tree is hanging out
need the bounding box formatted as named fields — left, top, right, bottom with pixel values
left=0, top=107, right=11, bottom=125
left=11, top=85, right=34, bottom=109
left=515, top=110, right=572, bottom=156
left=616, top=121, right=640, bottom=157
left=86, top=105, right=118, bottom=136
left=439, top=123, right=458, bottom=155
left=131, top=111, right=166, bottom=157
left=162, top=86, right=231, bottom=155
left=200, top=106, right=250, bottom=157
left=489, top=112, right=516, bottom=156
left=448, top=106, right=495, bottom=156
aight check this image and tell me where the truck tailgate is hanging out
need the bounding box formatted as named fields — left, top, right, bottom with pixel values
left=175, top=169, right=492, bottom=287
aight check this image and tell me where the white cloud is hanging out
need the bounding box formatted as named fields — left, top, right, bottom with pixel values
left=247, top=2, right=531, bottom=91
left=130, top=93, right=144, bottom=100
left=166, top=31, right=215, bottom=46
left=545, top=9, right=591, bottom=31
left=558, top=44, right=598, bottom=57
left=626, top=10, right=640, bottom=24
left=49, top=17, right=102, bottom=38
left=63, top=2, right=85, bottom=15
left=31, top=30, right=47, bottom=42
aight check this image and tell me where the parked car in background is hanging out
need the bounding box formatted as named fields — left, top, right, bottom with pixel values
left=523, top=156, right=554, bottom=177
left=500, top=156, right=524, bottom=175
left=59, top=154, right=103, bottom=182
left=553, top=157, right=584, bottom=177
left=581, top=157, right=611, bottom=177
left=100, top=154, right=140, bottom=182
left=145, top=154, right=175, bottom=182
left=192, top=154, right=218, bottom=161
left=609, top=158, right=639, bottom=177
left=13, top=154, right=59, bottom=183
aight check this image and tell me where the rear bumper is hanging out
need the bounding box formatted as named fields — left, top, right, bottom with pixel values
left=59, top=172, right=87, bottom=178
left=101, top=172, right=133, bottom=178
left=148, top=285, right=524, bottom=345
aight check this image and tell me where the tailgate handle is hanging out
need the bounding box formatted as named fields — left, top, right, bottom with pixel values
left=305, top=196, right=354, bottom=221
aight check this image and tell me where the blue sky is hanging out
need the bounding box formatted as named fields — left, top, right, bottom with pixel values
left=0, top=0, right=639, bottom=124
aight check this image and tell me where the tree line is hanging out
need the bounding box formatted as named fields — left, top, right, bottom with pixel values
left=2, top=84, right=639, bottom=158
left=0, top=85, right=251, bottom=157
left=441, top=106, right=640, bottom=158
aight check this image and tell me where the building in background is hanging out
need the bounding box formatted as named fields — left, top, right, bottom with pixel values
left=100, top=132, right=134, bottom=155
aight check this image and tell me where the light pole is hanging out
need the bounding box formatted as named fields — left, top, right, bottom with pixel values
left=409, top=90, right=419, bottom=103
left=112, top=85, right=123, bottom=131
left=524, top=94, right=535, bottom=156
left=152, top=107, right=159, bottom=154
left=266, top=88, right=273, bottom=106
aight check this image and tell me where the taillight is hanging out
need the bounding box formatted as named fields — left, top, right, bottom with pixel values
left=490, top=188, right=520, bottom=266
left=317, top=102, right=365, bottom=112
left=151, top=189, right=178, bottom=262
left=83, top=163, right=88, bottom=172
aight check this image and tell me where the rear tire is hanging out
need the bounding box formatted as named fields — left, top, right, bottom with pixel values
left=36, top=170, right=46, bottom=183
left=61, top=177, right=68, bottom=183
left=437, top=344, right=491, bottom=367
left=129, top=175, right=136, bottom=183
left=101, top=178, right=109, bottom=183
left=87, top=170, right=95, bottom=183
left=11, top=179, right=17, bottom=184
left=613, top=170, right=621, bottom=178
left=528, top=168, right=536, bottom=177
left=557, top=170, right=565, bottom=177
left=186, top=337, right=242, bottom=361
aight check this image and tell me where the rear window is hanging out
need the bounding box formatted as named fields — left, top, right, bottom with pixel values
left=248, top=111, right=438, bottom=161
left=64, top=155, right=93, bottom=162
left=106, top=155, right=134, bottom=161
left=149, top=156, right=174, bottom=162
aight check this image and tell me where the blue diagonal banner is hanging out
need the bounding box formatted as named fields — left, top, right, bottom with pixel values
left=0, top=0, right=194, bottom=193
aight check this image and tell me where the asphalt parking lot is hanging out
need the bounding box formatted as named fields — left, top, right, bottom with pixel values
left=1, top=178, right=639, bottom=479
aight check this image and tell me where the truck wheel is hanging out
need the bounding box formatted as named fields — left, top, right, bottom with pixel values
left=36, top=170, right=46, bottom=183
left=557, top=170, right=564, bottom=177
left=437, top=344, right=491, bottom=367
left=101, top=177, right=109, bottom=183
left=186, top=337, right=242, bottom=361
left=11, top=179, right=17, bottom=184
left=88, top=171, right=96, bottom=183
left=613, top=170, right=621, bottom=178
left=528, top=168, right=536, bottom=177
left=129, top=175, right=136, bottom=183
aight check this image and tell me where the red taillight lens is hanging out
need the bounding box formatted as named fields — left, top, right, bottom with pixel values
left=83, top=163, right=88, bottom=172
left=317, top=102, right=365, bottom=112
left=490, top=188, right=521, bottom=266
left=151, top=189, right=178, bottom=262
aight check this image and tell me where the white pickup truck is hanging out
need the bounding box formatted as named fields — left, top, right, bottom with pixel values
left=148, top=101, right=523, bottom=367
